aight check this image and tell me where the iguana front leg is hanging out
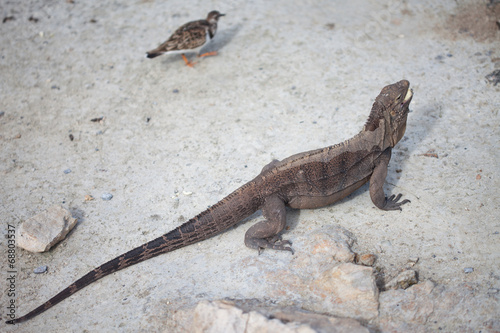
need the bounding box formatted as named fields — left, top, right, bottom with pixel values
left=244, top=195, right=294, bottom=254
left=369, top=148, right=410, bottom=211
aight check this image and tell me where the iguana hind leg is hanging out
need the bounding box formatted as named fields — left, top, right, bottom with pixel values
left=244, top=195, right=294, bottom=254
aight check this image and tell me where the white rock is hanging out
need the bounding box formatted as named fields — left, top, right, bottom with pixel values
left=192, top=300, right=315, bottom=333
left=16, top=205, right=77, bottom=253
left=307, top=225, right=356, bottom=263
left=308, top=263, right=379, bottom=321
left=355, top=253, right=377, bottom=266
left=273, top=309, right=370, bottom=333
left=385, top=270, right=418, bottom=290
left=190, top=300, right=369, bottom=333
left=378, top=280, right=436, bottom=327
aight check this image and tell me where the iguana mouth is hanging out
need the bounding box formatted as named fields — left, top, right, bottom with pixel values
left=404, top=88, right=413, bottom=102
left=403, top=87, right=413, bottom=105
left=400, top=86, right=413, bottom=110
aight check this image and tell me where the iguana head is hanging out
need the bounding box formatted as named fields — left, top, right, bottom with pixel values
left=364, top=80, right=413, bottom=147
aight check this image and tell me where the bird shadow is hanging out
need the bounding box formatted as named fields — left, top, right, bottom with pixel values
left=204, top=23, right=242, bottom=54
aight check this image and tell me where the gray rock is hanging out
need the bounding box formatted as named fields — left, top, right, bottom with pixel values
left=355, top=253, right=377, bottom=266
left=16, top=205, right=77, bottom=253
left=378, top=280, right=500, bottom=332
left=305, top=225, right=357, bottom=263
left=190, top=300, right=369, bottom=333
left=307, top=263, right=379, bottom=321
left=378, top=280, right=436, bottom=330
left=378, top=240, right=393, bottom=253
left=192, top=300, right=313, bottom=333
left=34, top=265, right=48, bottom=274
left=385, top=270, right=418, bottom=290
left=101, top=193, right=113, bottom=201
left=273, top=309, right=369, bottom=333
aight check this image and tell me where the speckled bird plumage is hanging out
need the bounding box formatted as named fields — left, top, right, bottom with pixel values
left=146, top=10, right=225, bottom=65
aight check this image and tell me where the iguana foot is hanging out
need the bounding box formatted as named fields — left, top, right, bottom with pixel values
left=246, top=237, right=294, bottom=255
left=383, top=194, right=410, bottom=211
left=268, top=235, right=293, bottom=246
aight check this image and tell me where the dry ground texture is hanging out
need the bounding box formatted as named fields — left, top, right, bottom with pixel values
left=1, top=0, right=499, bottom=332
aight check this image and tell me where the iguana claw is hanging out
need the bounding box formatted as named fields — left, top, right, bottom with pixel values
left=254, top=236, right=294, bottom=255
left=383, top=193, right=411, bottom=211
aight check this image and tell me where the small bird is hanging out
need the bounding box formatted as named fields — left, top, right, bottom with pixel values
left=146, top=11, right=225, bottom=67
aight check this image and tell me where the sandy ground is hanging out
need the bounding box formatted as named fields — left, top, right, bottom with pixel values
left=1, top=0, right=499, bottom=331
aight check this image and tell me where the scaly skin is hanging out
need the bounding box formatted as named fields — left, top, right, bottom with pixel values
left=6, top=80, right=413, bottom=324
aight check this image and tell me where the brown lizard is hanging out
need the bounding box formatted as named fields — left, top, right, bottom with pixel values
left=6, top=80, right=413, bottom=324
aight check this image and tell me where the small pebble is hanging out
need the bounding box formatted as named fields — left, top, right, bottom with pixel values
left=380, top=240, right=392, bottom=250
left=464, top=267, right=474, bottom=274
left=63, top=169, right=72, bottom=174
left=486, top=69, right=500, bottom=86
left=487, top=288, right=499, bottom=295
left=356, top=253, right=376, bottom=266
left=385, top=270, right=418, bottom=290
left=172, top=89, right=179, bottom=93
left=101, top=193, right=113, bottom=201
left=408, top=256, right=419, bottom=263
left=34, top=265, right=47, bottom=274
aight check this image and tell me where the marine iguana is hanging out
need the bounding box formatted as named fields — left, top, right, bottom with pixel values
left=6, top=80, right=413, bottom=324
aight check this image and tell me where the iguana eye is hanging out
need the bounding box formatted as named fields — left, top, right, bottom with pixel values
left=395, top=94, right=401, bottom=101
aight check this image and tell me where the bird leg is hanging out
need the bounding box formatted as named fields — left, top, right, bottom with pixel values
left=182, top=54, right=196, bottom=67
left=198, top=51, right=218, bottom=58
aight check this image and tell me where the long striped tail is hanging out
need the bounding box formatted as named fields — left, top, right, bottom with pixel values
left=6, top=181, right=262, bottom=324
